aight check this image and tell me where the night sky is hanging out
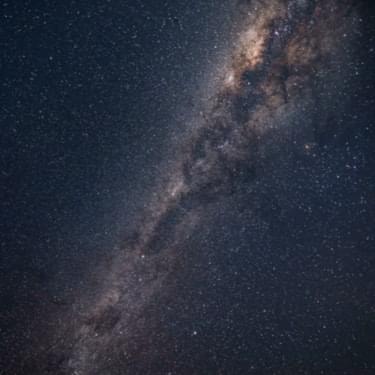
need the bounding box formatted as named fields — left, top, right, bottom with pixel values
left=1, top=1, right=375, bottom=374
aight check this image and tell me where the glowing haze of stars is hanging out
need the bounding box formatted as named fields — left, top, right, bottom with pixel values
left=12, top=1, right=375, bottom=374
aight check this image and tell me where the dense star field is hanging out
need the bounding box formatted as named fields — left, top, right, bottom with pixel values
left=1, top=0, right=375, bottom=374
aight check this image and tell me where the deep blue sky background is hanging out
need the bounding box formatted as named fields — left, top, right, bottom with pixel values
left=1, top=1, right=375, bottom=373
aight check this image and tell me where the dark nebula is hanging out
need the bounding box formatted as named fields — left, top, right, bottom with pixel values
left=2, top=0, right=375, bottom=374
